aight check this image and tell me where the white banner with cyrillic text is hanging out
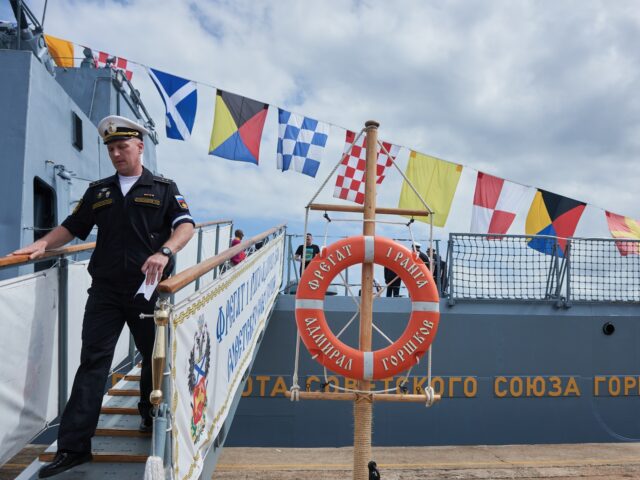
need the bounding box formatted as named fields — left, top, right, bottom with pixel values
left=171, top=233, right=283, bottom=480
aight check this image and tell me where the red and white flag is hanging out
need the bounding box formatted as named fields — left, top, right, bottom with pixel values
left=94, top=50, right=133, bottom=81
left=333, top=130, right=400, bottom=204
left=471, top=171, right=530, bottom=235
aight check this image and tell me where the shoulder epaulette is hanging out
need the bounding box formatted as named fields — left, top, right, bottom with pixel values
left=153, top=175, right=173, bottom=184
left=89, top=177, right=111, bottom=187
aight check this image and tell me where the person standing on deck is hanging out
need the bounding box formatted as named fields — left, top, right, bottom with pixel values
left=230, top=229, right=246, bottom=265
left=414, top=242, right=447, bottom=294
left=12, top=115, right=195, bottom=478
left=384, top=266, right=402, bottom=297
left=294, top=233, right=320, bottom=275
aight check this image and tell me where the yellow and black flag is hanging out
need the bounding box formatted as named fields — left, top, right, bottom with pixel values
left=525, top=189, right=586, bottom=256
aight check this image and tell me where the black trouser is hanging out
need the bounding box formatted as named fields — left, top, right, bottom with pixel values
left=57, top=282, right=156, bottom=453
left=386, top=285, right=400, bottom=297
left=385, top=275, right=401, bottom=297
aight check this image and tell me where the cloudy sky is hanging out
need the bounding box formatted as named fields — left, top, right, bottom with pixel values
left=3, top=0, right=640, bottom=244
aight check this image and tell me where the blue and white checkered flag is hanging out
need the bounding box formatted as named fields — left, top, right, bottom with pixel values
left=147, top=67, right=197, bottom=141
left=277, top=109, right=329, bottom=178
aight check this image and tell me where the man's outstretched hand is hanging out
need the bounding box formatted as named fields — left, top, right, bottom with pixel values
left=10, top=240, right=48, bottom=260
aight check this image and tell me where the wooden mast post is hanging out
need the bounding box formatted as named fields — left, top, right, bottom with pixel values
left=352, top=120, right=379, bottom=480
left=284, top=121, right=441, bottom=475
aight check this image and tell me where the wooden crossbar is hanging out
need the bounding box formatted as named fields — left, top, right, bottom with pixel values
left=308, top=203, right=429, bottom=217
left=285, top=390, right=441, bottom=403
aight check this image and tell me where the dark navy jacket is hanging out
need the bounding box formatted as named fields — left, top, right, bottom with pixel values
left=62, top=167, right=194, bottom=287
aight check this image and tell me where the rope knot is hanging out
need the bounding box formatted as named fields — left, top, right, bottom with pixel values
left=424, top=385, right=436, bottom=407
left=289, top=385, right=300, bottom=402
left=355, top=392, right=373, bottom=404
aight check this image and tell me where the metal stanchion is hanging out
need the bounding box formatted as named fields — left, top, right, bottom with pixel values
left=57, top=256, right=69, bottom=413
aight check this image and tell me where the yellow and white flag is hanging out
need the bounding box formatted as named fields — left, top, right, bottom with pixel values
left=398, top=150, right=463, bottom=227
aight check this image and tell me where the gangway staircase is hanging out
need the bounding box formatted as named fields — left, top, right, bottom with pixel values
left=19, top=366, right=151, bottom=479
left=8, top=224, right=286, bottom=480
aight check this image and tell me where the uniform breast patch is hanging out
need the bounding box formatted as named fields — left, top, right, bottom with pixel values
left=134, top=197, right=161, bottom=206
left=92, top=198, right=113, bottom=209
left=96, top=187, right=112, bottom=200
left=175, top=195, right=189, bottom=210
left=72, top=199, right=83, bottom=214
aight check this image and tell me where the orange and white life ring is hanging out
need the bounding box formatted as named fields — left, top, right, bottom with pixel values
left=295, top=236, right=440, bottom=380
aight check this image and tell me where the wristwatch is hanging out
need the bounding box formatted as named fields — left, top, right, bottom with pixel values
left=159, top=246, right=173, bottom=258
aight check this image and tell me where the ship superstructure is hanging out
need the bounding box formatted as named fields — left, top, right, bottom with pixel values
left=0, top=0, right=158, bottom=278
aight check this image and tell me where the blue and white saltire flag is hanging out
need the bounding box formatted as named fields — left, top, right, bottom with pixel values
left=277, top=109, right=329, bottom=178
left=147, top=67, right=197, bottom=141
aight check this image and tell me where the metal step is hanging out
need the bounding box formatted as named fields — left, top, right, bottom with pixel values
left=111, top=373, right=141, bottom=385
left=39, top=452, right=147, bottom=463
left=95, top=412, right=150, bottom=438
left=42, top=437, right=150, bottom=457
left=38, top=437, right=151, bottom=463
left=104, top=395, right=139, bottom=408
left=16, top=366, right=152, bottom=480
left=100, top=406, right=138, bottom=415
left=112, top=379, right=140, bottom=390
left=95, top=429, right=150, bottom=438
left=98, top=412, right=143, bottom=430
left=20, top=460, right=146, bottom=479
left=106, top=389, right=140, bottom=396
left=101, top=395, right=139, bottom=415
left=108, top=379, right=141, bottom=396
left=97, top=394, right=149, bottom=436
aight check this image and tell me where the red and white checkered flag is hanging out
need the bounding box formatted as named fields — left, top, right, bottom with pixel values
left=333, top=130, right=400, bottom=204
left=94, top=51, right=133, bottom=81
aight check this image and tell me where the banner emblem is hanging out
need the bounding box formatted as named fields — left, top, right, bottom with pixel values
left=188, top=315, right=211, bottom=444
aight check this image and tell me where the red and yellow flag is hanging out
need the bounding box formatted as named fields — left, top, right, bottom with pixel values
left=605, top=211, right=640, bottom=256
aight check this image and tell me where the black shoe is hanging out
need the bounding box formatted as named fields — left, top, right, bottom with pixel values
left=38, top=451, right=92, bottom=478
left=139, top=417, right=153, bottom=433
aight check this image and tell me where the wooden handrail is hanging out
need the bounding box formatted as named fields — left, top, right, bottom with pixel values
left=0, top=219, right=232, bottom=269
left=158, top=224, right=286, bottom=294
left=195, top=219, right=233, bottom=228
left=0, top=242, right=96, bottom=268
left=308, top=203, right=429, bottom=217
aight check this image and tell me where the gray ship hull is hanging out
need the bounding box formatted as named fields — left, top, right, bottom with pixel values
left=228, top=296, right=640, bottom=446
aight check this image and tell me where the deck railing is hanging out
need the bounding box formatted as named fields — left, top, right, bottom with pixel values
left=282, top=234, right=447, bottom=297
left=281, top=233, right=640, bottom=305
left=446, top=234, right=640, bottom=305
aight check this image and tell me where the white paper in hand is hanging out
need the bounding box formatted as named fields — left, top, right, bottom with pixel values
left=136, top=274, right=159, bottom=300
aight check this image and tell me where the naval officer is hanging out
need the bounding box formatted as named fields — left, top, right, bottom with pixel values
left=12, top=115, right=195, bottom=478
